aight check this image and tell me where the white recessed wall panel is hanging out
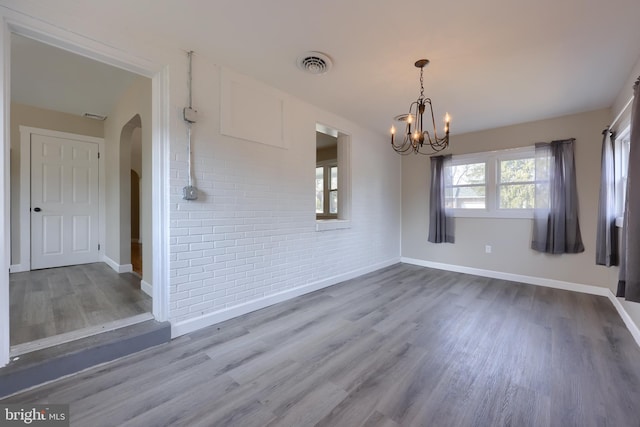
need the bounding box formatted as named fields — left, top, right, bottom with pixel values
left=72, top=215, right=91, bottom=252
left=220, top=67, right=287, bottom=149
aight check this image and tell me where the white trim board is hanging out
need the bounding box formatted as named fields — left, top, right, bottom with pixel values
left=0, top=18, right=10, bottom=368
left=401, top=257, right=640, bottom=348
left=171, top=257, right=401, bottom=338
left=9, top=264, right=27, bottom=273
left=141, top=280, right=152, bottom=298
left=102, top=256, right=133, bottom=274
left=607, top=293, right=640, bottom=348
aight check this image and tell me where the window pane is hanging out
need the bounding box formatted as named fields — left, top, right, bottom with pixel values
left=445, top=162, right=486, bottom=209
left=330, top=166, right=338, bottom=190
left=499, top=183, right=534, bottom=209
left=500, top=158, right=535, bottom=183
left=316, top=167, right=324, bottom=213
left=329, top=190, right=338, bottom=214
left=450, top=163, right=485, bottom=186
left=445, top=185, right=486, bottom=209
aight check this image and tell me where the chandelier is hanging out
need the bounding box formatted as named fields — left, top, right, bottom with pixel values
left=391, top=59, right=450, bottom=155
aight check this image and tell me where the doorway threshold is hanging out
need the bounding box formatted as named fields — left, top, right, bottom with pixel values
left=0, top=316, right=170, bottom=399
left=10, top=312, right=154, bottom=357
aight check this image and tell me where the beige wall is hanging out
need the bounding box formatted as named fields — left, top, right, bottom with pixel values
left=402, top=108, right=620, bottom=289
left=103, top=76, right=152, bottom=286
left=9, top=103, right=104, bottom=265
left=611, top=57, right=640, bottom=134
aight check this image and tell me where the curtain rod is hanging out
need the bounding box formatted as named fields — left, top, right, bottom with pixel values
left=609, top=95, right=634, bottom=129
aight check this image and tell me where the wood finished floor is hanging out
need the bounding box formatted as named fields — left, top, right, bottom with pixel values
left=4, top=263, right=640, bottom=426
left=10, top=263, right=152, bottom=346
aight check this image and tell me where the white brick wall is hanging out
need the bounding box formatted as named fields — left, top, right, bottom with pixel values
left=168, top=59, right=401, bottom=328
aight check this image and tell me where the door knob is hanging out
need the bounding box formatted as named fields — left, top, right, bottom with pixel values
left=33, top=207, right=41, bottom=212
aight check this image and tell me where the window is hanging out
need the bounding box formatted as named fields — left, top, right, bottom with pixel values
left=615, top=125, right=631, bottom=219
left=445, top=146, right=536, bottom=218
left=445, top=162, right=486, bottom=209
left=498, top=155, right=536, bottom=209
left=315, top=124, right=350, bottom=229
left=316, top=162, right=338, bottom=217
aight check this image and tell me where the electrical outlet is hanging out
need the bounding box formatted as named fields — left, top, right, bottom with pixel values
left=485, top=245, right=492, bottom=253
left=183, top=185, right=198, bottom=200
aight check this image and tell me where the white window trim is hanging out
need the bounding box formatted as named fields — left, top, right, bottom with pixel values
left=614, top=124, right=631, bottom=227
left=447, top=146, right=536, bottom=219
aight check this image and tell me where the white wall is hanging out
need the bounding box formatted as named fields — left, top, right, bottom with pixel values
left=103, top=76, right=152, bottom=284
left=169, top=60, right=401, bottom=328
left=0, top=5, right=401, bottom=335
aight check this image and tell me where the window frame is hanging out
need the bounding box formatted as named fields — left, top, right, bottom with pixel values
left=614, top=125, right=630, bottom=225
left=316, top=160, right=338, bottom=219
left=445, top=157, right=488, bottom=211
left=446, top=146, right=536, bottom=219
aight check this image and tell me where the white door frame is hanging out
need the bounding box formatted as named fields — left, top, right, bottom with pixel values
left=16, top=127, right=105, bottom=272
left=0, top=10, right=171, bottom=367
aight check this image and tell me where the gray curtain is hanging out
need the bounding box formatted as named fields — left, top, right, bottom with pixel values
left=596, top=129, right=618, bottom=266
left=531, top=139, right=584, bottom=254
left=428, top=155, right=454, bottom=243
left=617, top=77, right=640, bottom=301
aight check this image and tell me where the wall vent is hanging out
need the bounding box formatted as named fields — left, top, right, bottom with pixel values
left=82, top=112, right=107, bottom=121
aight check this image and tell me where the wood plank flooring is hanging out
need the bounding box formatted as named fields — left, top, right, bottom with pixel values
left=10, top=263, right=152, bottom=346
left=4, top=263, right=640, bottom=426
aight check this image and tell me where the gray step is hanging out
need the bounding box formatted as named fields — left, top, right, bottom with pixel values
left=0, top=319, right=171, bottom=398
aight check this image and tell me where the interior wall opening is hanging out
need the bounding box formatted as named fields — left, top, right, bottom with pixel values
left=7, top=32, right=153, bottom=357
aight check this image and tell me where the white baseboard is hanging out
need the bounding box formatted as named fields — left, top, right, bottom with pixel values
left=9, top=264, right=28, bottom=273
left=171, top=257, right=401, bottom=338
left=103, top=256, right=133, bottom=274
left=401, top=257, right=640, bottom=348
left=607, top=292, right=640, bottom=348
left=401, top=257, right=609, bottom=296
left=141, top=280, right=152, bottom=297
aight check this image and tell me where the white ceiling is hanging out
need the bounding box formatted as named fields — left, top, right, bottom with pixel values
left=6, top=0, right=640, bottom=135
left=11, top=34, right=138, bottom=118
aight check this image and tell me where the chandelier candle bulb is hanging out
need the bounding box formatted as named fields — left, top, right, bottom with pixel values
left=391, top=126, right=395, bottom=144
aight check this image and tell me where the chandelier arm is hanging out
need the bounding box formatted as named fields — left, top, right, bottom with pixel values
left=424, top=98, right=441, bottom=141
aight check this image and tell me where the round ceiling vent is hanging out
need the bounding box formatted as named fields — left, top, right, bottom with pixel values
left=393, top=113, right=415, bottom=122
left=297, top=51, right=333, bottom=75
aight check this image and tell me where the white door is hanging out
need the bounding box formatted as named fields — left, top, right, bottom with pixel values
left=31, top=133, right=100, bottom=270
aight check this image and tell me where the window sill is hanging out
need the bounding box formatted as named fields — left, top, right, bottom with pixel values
left=616, top=216, right=624, bottom=228
left=316, top=219, right=351, bottom=232
left=447, top=209, right=533, bottom=220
